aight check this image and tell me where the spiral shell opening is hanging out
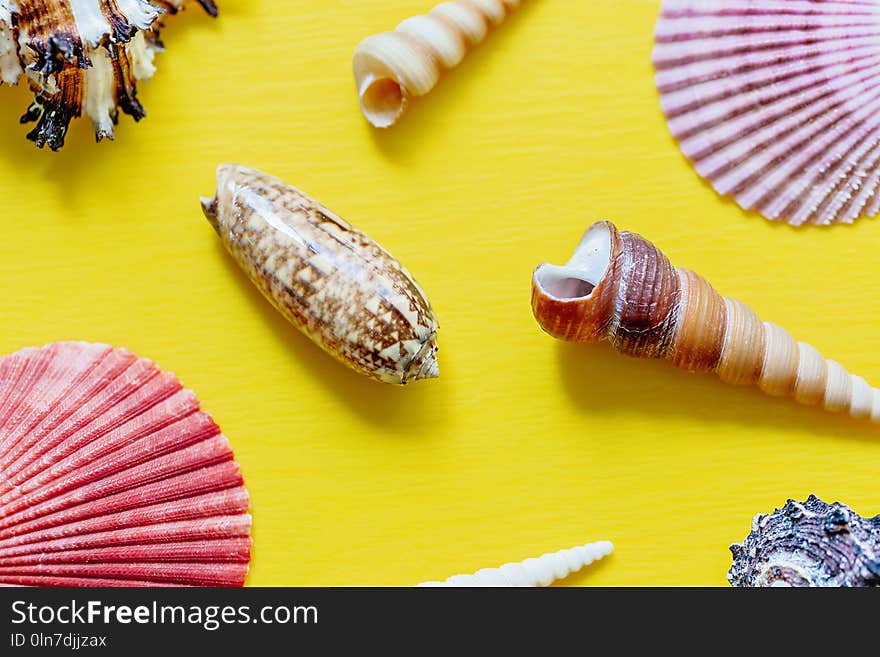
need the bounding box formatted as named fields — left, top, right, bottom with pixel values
left=357, top=73, right=406, bottom=129
left=352, top=0, right=521, bottom=128
left=533, top=221, right=880, bottom=423
left=533, top=222, right=612, bottom=301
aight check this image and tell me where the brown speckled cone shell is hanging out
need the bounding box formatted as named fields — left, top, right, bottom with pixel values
left=203, top=164, right=440, bottom=386
left=532, top=221, right=880, bottom=423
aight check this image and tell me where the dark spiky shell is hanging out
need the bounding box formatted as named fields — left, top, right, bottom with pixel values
left=729, top=495, right=880, bottom=587
left=0, top=1, right=217, bottom=150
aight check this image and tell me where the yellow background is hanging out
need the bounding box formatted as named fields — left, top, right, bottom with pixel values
left=1, top=0, right=878, bottom=586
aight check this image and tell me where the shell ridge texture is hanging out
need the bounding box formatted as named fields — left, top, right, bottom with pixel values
left=532, top=221, right=880, bottom=422
left=205, top=164, right=440, bottom=386
left=417, top=540, right=614, bottom=587
left=0, top=341, right=252, bottom=587
left=353, top=0, right=523, bottom=128
left=729, top=495, right=880, bottom=587
left=653, top=0, right=880, bottom=225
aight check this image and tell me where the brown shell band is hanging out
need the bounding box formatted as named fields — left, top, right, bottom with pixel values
left=532, top=221, right=880, bottom=423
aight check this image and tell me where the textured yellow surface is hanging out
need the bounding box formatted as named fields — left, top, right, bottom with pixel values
left=1, top=0, right=879, bottom=587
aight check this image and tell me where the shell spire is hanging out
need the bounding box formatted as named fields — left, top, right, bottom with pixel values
left=417, top=540, right=613, bottom=587
left=353, top=0, right=522, bottom=128
left=532, top=221, right=880, bottom=423
left=0, top=0, right=217, bottom=150
left=203, top=164, right=440, bottom=385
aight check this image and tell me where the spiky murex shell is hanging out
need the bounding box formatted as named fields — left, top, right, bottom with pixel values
left=729, top=495, right=880, bottom=587
left=0, top=0, right=217, bottom=150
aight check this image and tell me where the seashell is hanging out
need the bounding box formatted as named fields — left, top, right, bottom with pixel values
left=729, top=495, right=880, bottom=587
left=532, top=221, right=880, bottom=422
left=0, top=0, right=218, bottom=151
left=0, top=341, right=252, bottom=587
left=202, top=164, right=440, bottom=385
left=653, top=0, right=880, bottom=226
left=353, top=0, right=522, bottom=128
left=417, top=540, right=614, bottom=587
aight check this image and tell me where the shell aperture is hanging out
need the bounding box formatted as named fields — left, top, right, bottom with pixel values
left=353, top=0, right=523, bottom=128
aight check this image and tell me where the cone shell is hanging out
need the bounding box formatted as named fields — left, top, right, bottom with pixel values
left=0, top=0, right=218, bottom=151
left=202, top=164, right=440, bottom=385
left=417, top=540, right=613, bottom=587
left=653, top=0, right=880, bottom=225
left=353, top=0, right=522, bottom=128
left=532, top=221, right=880, bottom=422
left=729, top=495, right=880, bottom=587
left=0, top=342, right=252, bottom=587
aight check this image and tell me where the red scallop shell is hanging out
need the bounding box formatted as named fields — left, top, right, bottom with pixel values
left=0, top=342, right=251, bottom=587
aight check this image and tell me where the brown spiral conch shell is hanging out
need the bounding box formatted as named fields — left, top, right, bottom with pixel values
left=0, top=0, right=217, bottom=150
left=729, top=495, right=880, bottom=587
left=353, top=0, right=522, bottom=128
left=202, top=164, right=440, bottom=386
left=532, top=221, right=880, bottom=422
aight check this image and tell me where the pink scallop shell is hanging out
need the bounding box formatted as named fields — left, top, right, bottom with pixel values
left=0, top=342, right=252, bottom=587
left=653, top=0, right=880, bottom=226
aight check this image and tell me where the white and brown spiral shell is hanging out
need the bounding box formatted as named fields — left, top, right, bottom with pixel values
left=532, top=221, right=880, bottom=423
left=353, top=0, right=522, bottom=128
left=202, top=164, right=440, bottom=386
left=0, top=0, right=217, bottom=150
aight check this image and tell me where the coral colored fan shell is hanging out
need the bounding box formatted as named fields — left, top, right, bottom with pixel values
left=653, top=0, right=880, bottom=226
left=0, top=0, right=218, bottom=150
left=0, top=342, right=251, bottom=587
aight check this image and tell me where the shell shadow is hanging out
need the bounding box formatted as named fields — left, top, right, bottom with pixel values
left=0, top=85, right=45, bottom=163
left=552, top=551, right=615, bottom=587
left=0, top=75, right=147, bottom=209
left=651, top=115, right=872, bottom=231
left=0, top=7, right=223, bottom=195
left=556, top=341, right=880, bottom=445
left=366, top=0, right=543, bottom=161
left=0, top=83, right=98, bottom=187
left=213, top=240, right=447, bottom=437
